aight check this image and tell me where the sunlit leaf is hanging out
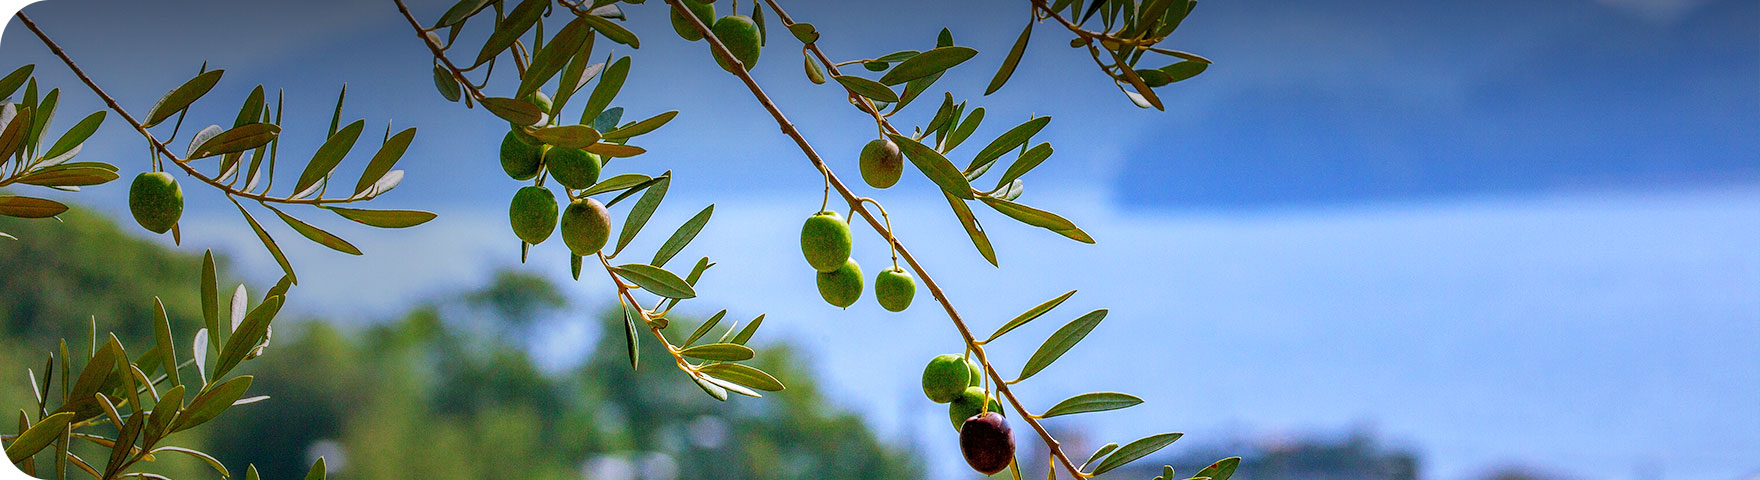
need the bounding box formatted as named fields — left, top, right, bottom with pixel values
left=579, top=12, right=640, bottom=48
left=879, top=46, right=976, bottom=86
left=1092, top=432, right=1183, bottom=475
left=354, top=127, right=416, bottom=195
left=266, top=205, right=361, bottom=255
left=1017, top=309, right=1107, bottom=381
left=987, top=21, right=1033, bottom=95
left=684, top=310, right=726, bottom=347
left=966, top=116, right=1049, bottom=174
left=294, top=119, right=365, bottom=194
left=172, top=375, right=253, bottom=433
left=944, top=191, right=996, bottom=266
left=651, top=204, right=712, bottom=268
left=699, top=363, right=784, bottom=391
left=581, top=57, right=631, bottom=125
left=481, top=97, right=545, bottom=126
left=325, top=207, right=436, bottom=228
left=979, top=197, right=1094, bottom=244
left=0, top=195, right=65, bottom=219
left=601, top=110, right=676, bottom=141
left=4, top=411, right=72, bottom=463
left=43, top=110, right=103, bottom=160
left=531, top=125, right=601, bottom=148
left=890, top=134, right=973, bottom=199
left=432, top=64, right=461, bottom=102
left=189, top=123, right=280, bottom=159
left=613, top=172, right=669, bottom=256
left=611, top=263, right=696, bottom=299
left=679, top=343, right=755, bottom=362
left=833, top=75, right=898, bottom=102
left=1041, top=392, right=1142, bottom=418
left=986, top=290, right=1075, bottom=342
left=473, top=0, right=546, bottom=67
left=229, top=198, right=296, bottom=284
left=581, top=173, right=651, bottom=196
left=1193, top=457, right=1242, bottom=480
left=143, top=69, right=224, bottom=128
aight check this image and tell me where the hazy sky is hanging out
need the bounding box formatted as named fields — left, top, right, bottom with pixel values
left=2, top=0, right=1756, bottom=479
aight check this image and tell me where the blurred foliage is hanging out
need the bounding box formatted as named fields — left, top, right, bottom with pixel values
left=1, top=207, right=919, bottom=479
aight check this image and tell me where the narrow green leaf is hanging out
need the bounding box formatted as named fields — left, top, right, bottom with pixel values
left=1017, top=309, right=1107, bottom=381
left=150, top=297, right=181, bottom=388
left=613, top=173, right=669, bottom=256
left=326, top=85, right=346, bottom=137
left=986, top=290, right=1076, bottom=342
left=531, top=125, right=602, bottom=149
left=699, top=363, right=784, bottom=391
left=42, top=111, right=104, bottom=160
left=979, top=197, right=1095, bottom=244
left=266, top=205, right=361, bottom=255
left=13, top=164, right=117, bottom=187
left=1041, top=392, right=1142, bottom=418
left=945, top=107, right=984, bottom=152
left=151, top=447, right=228, bottom=478
left=4, top=412, right=72, bottom=463
left=581, top=173, right=652, bottom=196
left=581, top=57, right=631, bottom=125
left=189, top=123, right=279, bottom=159
left=602, top=110, right=677, bottom=141
left=611, top=263, right=696, bottom=299
left=481, top=97, right=544, bottom=126
left=143, top=69, right=224, bottom=128
left=585, top=142, right=644, bottom=158
left=621, top=303, right=640, bottom=369
left=833, top=75, right=898, bottom=102
left=1193, top=457, right=1241, bottom=480
left=173, top=376, right=253, bottom=433
left=325, top=207, right=435, bottom=228
left=434, top=0, right=493, bottom=27
left=1093, top=432, right=1183, bottom=475
left=803, top=53, right=827, bottom=84
left=354, top=127, right=416, bottom=195
left=517, top=17, right=593, bottom=99
left=889, top=134, right=973, bottom=199
left=787, top=23, right=819, bottom=43
left=146, top=385, right=184, bottom=441
left=304, top=457, right=327, bottom=480
left=0, top=64, right=33, bottom=100
left=590, top=107, right=623, bottom=134
left=684, top=310, right=726, bottom=347
left=432, top=64, right=461, bottom=102
left=691, top=373, right=727, bottom=401
left=229, top=198, right=296, bottom=284
left=730, top=314, right=763, bottom=345
left=651, top=204, right=712, bottom=267
left=967, top=116, right=1050, bottom=173
left=879, top=46, right=977, bottom=86
left=1082, top=443, right=1120, bottom=471
left=986, top=21, right=1033, bottom=95
left=0, top=105, right=35, bottom=160
left=944, top=191, right=997, bottom=266
left=578, top=13, right=640, bottom=48
left=473, top=0, right=546, bottom=67
left=679, top=343, right=755, bottom=362
left=294, top=119, right=365, bottom=194
left=995, top=142, right=1052, bottom=188
left=215, top=295, right=284, bottom=377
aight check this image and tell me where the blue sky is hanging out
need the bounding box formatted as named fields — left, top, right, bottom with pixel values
left=2, top=0, right=1756, bottom=479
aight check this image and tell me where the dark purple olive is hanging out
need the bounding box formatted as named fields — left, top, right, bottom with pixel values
left=959, top=412, right=1014, bottom=475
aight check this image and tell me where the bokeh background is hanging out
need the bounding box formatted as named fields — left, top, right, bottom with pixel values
left=1, top=0, right=1755, bottom=478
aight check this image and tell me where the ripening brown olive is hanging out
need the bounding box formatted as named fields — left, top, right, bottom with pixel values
left=960, top=412, right=1015, bottom=475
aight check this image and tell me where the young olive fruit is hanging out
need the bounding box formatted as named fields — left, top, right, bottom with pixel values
left=858, top=138, right=903, bottom=189
left=669, top=0, right=715, bottom=41
left=959, top=412, right=1015, bottom=475
left=500, top=130, right=544, bottom=181
left=800, top=211, right=852, bottom=272
left=545, top=147, right=601, bottom=190
left=815, top=258, right=863, bottom=308
left=922, top=354, right=982, bottom=403
left=508, top=186, right=559, bottom=245
left=526, top=91, right=552, bottom=114
left=710, top=15, right=762, bottom=72
left=948, top=386, right=1004, bottom=431
left=560, top=197, right=612, bottom=256
left=874, top=266, right=915, bottom=312
left=128, top=172, right=183, bottom=234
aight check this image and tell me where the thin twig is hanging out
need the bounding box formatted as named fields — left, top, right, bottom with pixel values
left=679, top=1, right=1088, bottom=476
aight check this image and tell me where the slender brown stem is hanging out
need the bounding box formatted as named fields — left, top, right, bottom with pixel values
left=679, top=1, right=1088, bottom=476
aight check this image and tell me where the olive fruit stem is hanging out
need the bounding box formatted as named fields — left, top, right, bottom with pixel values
left=671, top=0, right=1089, bottom=476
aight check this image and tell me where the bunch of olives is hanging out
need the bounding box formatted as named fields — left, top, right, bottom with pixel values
left=798, top=209, right=916, bottom=311
left=669, top=0, right=762, bottom=72
left=922, top=353, right=1014, bottom=474
left=503, top=125, right=612, bottom=258
left=128, top=171, right=183, bottom=234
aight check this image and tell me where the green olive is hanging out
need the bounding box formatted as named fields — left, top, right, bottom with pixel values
left=526, top=91, right=552, bottom=115
left=711, top=15, right=762, bottom=72
left=922, top=354, right=977, bottom=403
left=959, top=412, right=1015, bottom=475
left=948, top=386, right=1005, bottom=431
left=858, top=138, right=903, bottom=189
left=560, top=197, right=612, bottom=256
left=815, top=258, right=863, bottom=308
left=500, top=130, right=543, bottom=181
left=874, top=266, right=915, bottom=312
left=545, top=147, right=601, bottom=190
left=128, top=172, right=182, bottom=234
left=800, top=211, right=852, bottom=272
left=508, top=186, right=559, bottom=245
left=669, top=0, right=715, bottom=41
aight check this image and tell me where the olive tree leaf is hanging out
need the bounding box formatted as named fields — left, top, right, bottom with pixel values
left=14, top=163, right=118, bottom=187
left=979, top=197, right=1095, bottom=244
left=1041, top=392, right=1143, bottom=418
left=944, top=191, right=997, bottom=266
left=833, top=75, right=898, bottom=102
left=473, top=0, right=546, bottom=67
left=986, top=290, right=1076, bottom=342
left=684, top=310, right=727, bottom=347
left=699, top=363, right=784, bottom=391
left=879, top=46, right=977, bottom=86
left=986, top=21, right=1033, bottom=95
left=189, top=123, right=280, bottom=159
left=152, top=297, right=181, bottom=388
left=602, top=110, right=677, bottom=141
left=43, top=111, right=104, bottom=160
left=150, top=447, right=228, bottom=479
left=730, top=314, right=764, bottom=345
left=579, top=13, right=639, bottom=48
left=353, top=126, right=416, bottom=195
left=966, top=116, right=1050, bottom=174
left=143, top=69, right=223, bottom=128
left=517, top=17, right=594, bottom=100
left=480, top=97, right=545, bottom=126
left=325, top=207, right=436, bottom=228
left=202, top=249, right=219, bottom=338
left=1017, top=309, right=1107, bottom=381
left=995, top=142, right=1052, bottom=189
left=621, top=303, right=641, bottom=369
left=613, top=172, right=669, bottom=256
left=691, top=374, right=728, bottom=401
left=4, top=412, right=72, bottom=463
left=434, top=0, right=493, bottom=27
left=651, top=204, right=712, bottom=268
left=228, top=197, right=296, bottom=284
left=787, top=23, right=819, bottom=43
left=1193, top=457, right=1242, bottom=480
left=432, top=64, right=461, bottom=102
left=304, top=457, right=327, bottom=480
left=585, top=142, right=644, bottom=158
left=531, top=125, right=601, bottom=148
left=172, top=375, right=252, bottom=433
left=0, top=196, right=66, bottom=219
left=1092, top=432, right=1183, bottom=475
left=0, top=105, right=35, bottom=160
left=1082, top=443, right=1120, bottom=471
left=945, top=107, right=984, bottom=152
left=803, top=53, right=827, bottom=84
left=581, top=57, right=630, bottom=126
left=294, top=119, right=365, bottom=194
left=678, top=343, right=755, bottom=362
left=215, top=295, right=284, bottom=378
left=611, top=263, right=696, bottom=299
left=581, top=173, right=651, bottom=196
left=890, top=134, right=973, bottom=199
left=266, top=205, right=361, bottom=255
left=0, top=64, right=32, bottom=100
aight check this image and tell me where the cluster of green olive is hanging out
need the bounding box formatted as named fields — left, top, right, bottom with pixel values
left=798, top=213, right=916, bottom=311
left=922, top=353, right=1015, bottom=475
left=502, top=106, right=614, bottom=257
left=669, top=0, right=762, bottom=73
left=128, top=171, right=183, bottom=235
